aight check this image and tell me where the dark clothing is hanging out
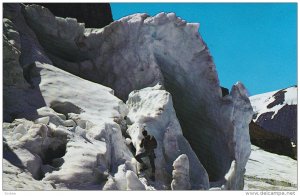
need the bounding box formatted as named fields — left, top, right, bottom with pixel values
left=135, top=150, right=156, bottom=173
left=128, top=140, right=136, bottom=155
left=135, top=134, right=157, bottom=174
left=140, top=135, right=157, bottom=149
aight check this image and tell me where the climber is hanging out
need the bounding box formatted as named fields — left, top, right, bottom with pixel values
left=135, top=128, right=157, bottom=181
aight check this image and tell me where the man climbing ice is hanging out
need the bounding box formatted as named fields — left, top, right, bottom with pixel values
left=135, top=127, right=157, bottom=181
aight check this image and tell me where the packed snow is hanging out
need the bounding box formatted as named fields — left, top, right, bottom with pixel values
left=245, top=145, right=297, bottom=190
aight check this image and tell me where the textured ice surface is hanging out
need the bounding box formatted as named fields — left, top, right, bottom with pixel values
left=23, top=5, right=254, bottom=188
left=171, top=154, right=191, bottom=190
left=126, top=84, right=209, bottom=189
left=3, top=3, right=255, bottom=190
left=245, top=145, right=297, bottom=190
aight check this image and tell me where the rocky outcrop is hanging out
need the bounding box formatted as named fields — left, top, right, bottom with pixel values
left=250, top=86, right=297, bottom=158
left=251, top=86, right=297, bottom=140
left=249, top=121, right=295, bottom=159
left=3, top=3, right=56, bottom=122
left=256, top=104, right=297, bottom=140
left=30, top=3, right=113, bottom=28
left=22, top=5, right=253, bottom=188
left=3, top=18, right=26, bottom=88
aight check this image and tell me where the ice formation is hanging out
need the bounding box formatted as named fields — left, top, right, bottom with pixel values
left=171, top=154, right=191, bottom=190
left=3, top=3, right=254, bottom=190
left=126, top=84, right=209, bottom=189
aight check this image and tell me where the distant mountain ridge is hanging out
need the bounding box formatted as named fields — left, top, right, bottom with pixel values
left=249, top=86, right=297, bottom=158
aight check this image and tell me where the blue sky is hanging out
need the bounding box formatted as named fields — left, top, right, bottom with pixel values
left=111, top=3, right=297, bottom=95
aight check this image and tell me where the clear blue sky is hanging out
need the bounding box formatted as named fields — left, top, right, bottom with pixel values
left=111, top=3, right=297, bottom=95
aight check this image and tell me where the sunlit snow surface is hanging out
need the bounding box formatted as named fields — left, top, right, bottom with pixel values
left=250, top=86, right=297, bottom=120
left=244, top=145, right=297, bottom=190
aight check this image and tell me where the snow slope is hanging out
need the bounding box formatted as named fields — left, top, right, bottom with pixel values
left=245, top=145, right=297, bottom=190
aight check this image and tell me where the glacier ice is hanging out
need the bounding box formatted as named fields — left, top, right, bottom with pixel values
left=23, top=5, right=254, bottom=186
left=126, top=84, right=209, bottom=189
left=171, top=154, right=191, bottom=190
left=3, top=3, right=255, bottom=190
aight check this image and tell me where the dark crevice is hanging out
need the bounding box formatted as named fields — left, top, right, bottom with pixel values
left=36, top=143, right=67, bottom=180
left=154, top=53, right=231, bottom=182
left=35, top=168, right=45, bottom=180
left=3, top=138, right=26, bottom=171
left=113, top=116, right=137, bottom=172
left=221, top=87, right=229, bottom=97
left=22, top=62, right=36, bottom=88
left=42, top=144, right=67, bottom=165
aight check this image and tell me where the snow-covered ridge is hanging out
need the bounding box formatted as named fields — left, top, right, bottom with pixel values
left=250, top=86, right=297, bottom=121
left=249, top=86, right=297, bottom=140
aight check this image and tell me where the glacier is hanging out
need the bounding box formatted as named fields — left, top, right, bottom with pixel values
left=3, top=3, right=254, bottom=190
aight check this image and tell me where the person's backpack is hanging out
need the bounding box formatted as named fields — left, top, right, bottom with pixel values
left=144, top=135, right=157, bottom=150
